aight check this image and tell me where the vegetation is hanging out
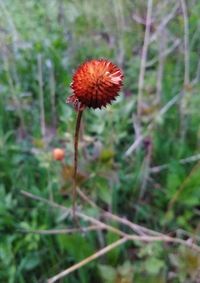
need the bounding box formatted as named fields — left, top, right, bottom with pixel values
left=0, top=0, right=200, bottom=282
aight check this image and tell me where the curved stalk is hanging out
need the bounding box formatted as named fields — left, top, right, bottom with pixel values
left=73, top=110, right=83, bottom=220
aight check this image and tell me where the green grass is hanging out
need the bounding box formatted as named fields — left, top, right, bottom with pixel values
left=0, top=0, right=200, bottom=282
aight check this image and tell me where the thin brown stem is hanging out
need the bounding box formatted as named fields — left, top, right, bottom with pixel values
left=73, top=110, right=83, bottom=220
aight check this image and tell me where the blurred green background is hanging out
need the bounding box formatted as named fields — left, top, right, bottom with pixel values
left=0, top=0, right=200, bottom=282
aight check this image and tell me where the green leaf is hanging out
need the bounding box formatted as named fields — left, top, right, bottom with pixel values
left=98, top=264, right=116, bottom=283
left=144, top=257, right=165, bottom=275
left=18, top=253, right=40, bottom=271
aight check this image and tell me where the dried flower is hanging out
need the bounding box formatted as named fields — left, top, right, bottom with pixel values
left=67, top=59, right=123, bottom=110
left=66, top=59, right=124, bottom=219
left=52, top=148, right=65, bottom=161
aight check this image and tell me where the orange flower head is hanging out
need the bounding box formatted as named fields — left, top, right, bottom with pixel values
left=67, top=59, right=123, bottom=110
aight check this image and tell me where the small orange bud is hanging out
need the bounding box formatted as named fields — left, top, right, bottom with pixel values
left=52, top=148, right=65, bottom=161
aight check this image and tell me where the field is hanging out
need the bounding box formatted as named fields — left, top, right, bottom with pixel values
left=0, top=0, right=200, bottom=282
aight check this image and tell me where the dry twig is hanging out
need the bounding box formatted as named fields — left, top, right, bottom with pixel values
left=179, top=0, right=190, bottom=140
left=20, top=225, right=103, bottom=235
left=20, top=190, right=200, bottom=254
left=47, top=237, right=127, bottom=283
left=150, top=153, right=200, bottom=174
left=37, top=54, right=46, bottom=138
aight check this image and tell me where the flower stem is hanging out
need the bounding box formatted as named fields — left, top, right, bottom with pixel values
left=73, top=109, right=83, bottom=220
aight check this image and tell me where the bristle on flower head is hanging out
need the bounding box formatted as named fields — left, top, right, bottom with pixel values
left=67, top=59, right=123, bottom=110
